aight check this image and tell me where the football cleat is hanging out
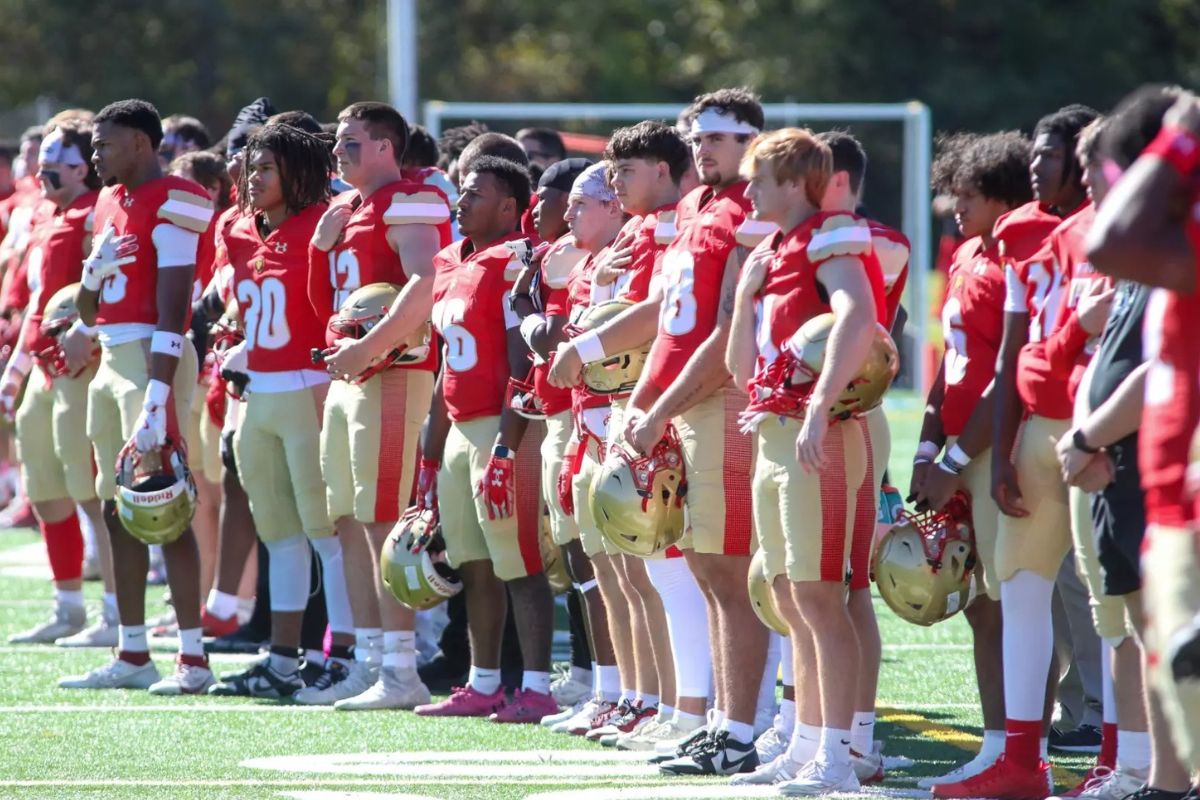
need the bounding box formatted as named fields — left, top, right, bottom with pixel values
left=58, top=657, right=160, bottom=690
left=931, top=755, right=1052, bottom=799
left=873, top=493, right=977, bottom=626
left=614, top=717, right=666, bottom=751
left=1049, top=724, right=1103, bottom=754
left=658, top=730, right=759, bottom=776
left=334, top=666, right=431, bottom=711
left=147, top=656, right=215, bottom=695
left=8, top=602, right=86, bottom=644
left=650, top=717, right=710, bottom=760
left=583, top=699, right=638, bottom=740
left=549, top=668, right=591, bottom=708
left=1052, top=765, right=1152, bottom=800
left=57, top=603, right=119, bottom=648
left=729, top=753, right=802, bottom=786
left=293, top=660, right=369, bottom=706
left=564, top=299, right=649, bottom=397
left=323, top=282, right=431, bottom=383
left=590, top=425, right=687, bottom=557
left=568, top=699, right=621, bottom=736
left=851, top=741, right=885, bottom=783
left=747, top=550, right=788, bottom=635
left=380, top=509, right=463, bottom=611
left=207, top=661, right=303, bottom=699
left=917, top=749, right=1001, bottom=789
left=413, top=684, right=506, bottom=717
left=778, top=759, right=863, bottom=796
left=753, top=722, right=791, bottom=764
left=490, top=688, right=558, bottom=724
left=114, top=438, right=198, bottom=546
left=588, top=702, right=656, bottom=743
left=544, top=697, right=593, bottom=728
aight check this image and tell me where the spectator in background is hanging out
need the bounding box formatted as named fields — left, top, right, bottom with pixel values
left=517, top=127, right=567, bottom=174
left=160, top=114, right=211, bottom=168
left=406, top=124, right=440, bottom=169
left=438, top=121, right=490, bottom=187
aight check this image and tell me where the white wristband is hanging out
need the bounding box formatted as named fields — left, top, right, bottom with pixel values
left=150, top=331, right=185, bottom=358
left=519, top=313, right=546, bottom=350
left=916, top=440, right=940, bottom=461
left=7, top=350, right=32, bottom=379
left=573, top=330, right=607, bottom=364
left=81, top=262, right=104, bottom=293
left=946, top=443, right=971, bottom=467
left=146, top=378, right=170, bottom=408
left=68, top=318, right=96, bottom=338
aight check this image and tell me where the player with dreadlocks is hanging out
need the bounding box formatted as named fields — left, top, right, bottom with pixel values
left=206, top=122, right=342, bottom=698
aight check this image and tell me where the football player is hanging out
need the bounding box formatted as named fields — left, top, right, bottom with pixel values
left=934, top=104, right=1100, bottom=799
left=58, top=99, right=215, bottom=694
left=413, top=155, right=557, bottom=723
left=3, top=119, right=110, bottom=645
left=911, top=130, right=1033, bottom=789
left=726, top=127, right=886, bottom=794
left=307, top=102, right=449, bottom=708
left=204, top=123, right=335, bottom=698
left=1090, top=87, right=1200, bottom=785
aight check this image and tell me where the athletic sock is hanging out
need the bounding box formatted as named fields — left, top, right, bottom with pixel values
left=268, top=645, right=300, bottom=674
left=205, top=589, right=239, bottom=620
left=1003, top=719, right=1043, bottom=769
left=676, top=709, right=704, bottom=728
left=1040, top=736, right=1048, bottom=760
left=41, top=516, right=84, bottom=582
left=658, top=703, right=675, bottom=720
left=1100, top=722, right=1118, bottom=769
left=355, top=628, right=382, bottom=663
left=382, top=631, right=417, bottom=670
left=570, top=665, right=592, bottom=685
left=787, top=721, right=821, bottom=764
left=596, top=665, right=620, bottom=702
left=1117, top=730, right=1151, bottom=772
left=639, top=692, right=659, bottom=709
left=851, top=711, right=875, bottom=754
left=178, top=627, right=204, bottom=658
left=119, top=624, right=148, bottom=654
left=979, top=729, right=1006, bottom=761
left=468, top=665, right=501, bottom=695
left=522, top=670, right=551, bottom=695
left=777, top=700, right=796, bottom=736
left=818, top=727, right=852, bottom=765
left=722, top=718, right=754, bottom=743
left=55, top=588, right=85, bottom=608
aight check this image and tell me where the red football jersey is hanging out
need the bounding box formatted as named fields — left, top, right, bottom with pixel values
left=532, top=235, right=588, bottom=417
left=645, top=182, right=775, bottom=395
left=91, top=175, right=214, bottom=329
left=225, top=204, right=332, bottom=375
left=1043, top=205, right=1107, bottom=405
left=4, top=198, right=57, bottom=315
left=940, top=237, right=1006, bottom=437
left=751, top=212, right=885, bottom=383
left=431, top=233, right=526, bottom=422
left=593, top=204, right=679, bottom=306
left=308, top=180, right=450, bottom=372
left=1140, top=192, right=1200, bottom=526
left=869, top=221, right=910, bottom=329
left=21, top=191, right=97, bottom=357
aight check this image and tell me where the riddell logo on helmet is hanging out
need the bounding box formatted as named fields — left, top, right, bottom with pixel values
left=127, top=487, right=181, bottom=505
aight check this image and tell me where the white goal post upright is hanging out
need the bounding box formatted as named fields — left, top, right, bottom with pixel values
left=424, top=101, right=932, bottom=393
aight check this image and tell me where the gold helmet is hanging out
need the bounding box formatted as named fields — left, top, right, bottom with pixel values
left=872, top=494, right=976, bottom=626
left=380, top=509, right=463, bottom=611
left=747, top=313, right=899, bottom=421
left=565, top=299, right=648, bottom=396
left=590, top=425, right=687, bottom=557
left=748, top=549, right=788, bottom=635
left=114, top=439, right=198, bottom=546
left=540, top=510, right=572, bottom=595
left=326, top=282, right=432, bottom=380
left=33, top=282, right=95, bottom=378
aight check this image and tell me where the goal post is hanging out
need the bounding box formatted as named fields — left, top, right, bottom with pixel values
left=423, top=100, right=932, bottom=393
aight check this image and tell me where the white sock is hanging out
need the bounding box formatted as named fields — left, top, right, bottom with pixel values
left=103, top=592, right=117, bottom=613
left=722, top=718, right=754, bottom=743
left=787, top=721, right=821, bottom=764
left=1040, top=736, right=1049, bottom=759
left=979, top=729, right=1006, bottom=761
left=778, top=699, right=796, bottom=735
left=55, top=589, right=84, bottom=608
left=269, top=650, right=300, bottom=674
left=1117, top=730, right=1151, bottom=771
left=523, top=670, right=551, bottom=695
left=178, top=627, right=204, bottom=657
left=1101, top=639, right=1117, bottom=724
left=1000, top=570, right=1055, bottom=720
left=851, top=711, right=875, bottom=754
left=619, top=687, right=635, bottom=706
left=818, top=727, right=852, bottom=766
left=382, top=630, right=417, bottom=670
left=468, top=665, right=501, bottom=695
left=677, top=709, right=705, bottom=727
left=205, top=589, right=239, bottom=620
left=640, top=692, right=660, bottom=709
left=659, top=703, right=675, bottom=720
left=119, top=624, right=147, bottom=653
left=708, top=708, right=726, bottom=731
left=571, top=665, right=592, bottom=685
left=355, top=628, right=382, bottom=663
left=596, top=666, right=620, bottom=702
left=310, top=536, right=353, bottom=634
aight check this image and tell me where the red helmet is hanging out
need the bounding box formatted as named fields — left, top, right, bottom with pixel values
left=505, top=365, right=547, bottom=420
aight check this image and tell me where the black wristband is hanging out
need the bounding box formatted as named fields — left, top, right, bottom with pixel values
left=1073, top=428, right=1100, bottom=454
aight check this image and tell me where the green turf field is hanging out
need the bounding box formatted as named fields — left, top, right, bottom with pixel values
left=0, top=391, right=1094, bottom=799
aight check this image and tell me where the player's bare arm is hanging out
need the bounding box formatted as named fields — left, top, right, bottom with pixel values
left=1056, top=361, right=1148, bottom=488
left=493, top=324, right=532, bottom=454
left=725, top=244, right=770, bottom=388
left=990, top=312, right=1030, bottom=517
left=918, top=377, right=995, bottom=512
left=508, top=264, right=569, bottom=361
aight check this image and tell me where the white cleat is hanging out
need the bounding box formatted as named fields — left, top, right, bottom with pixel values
left=729, top=753, right=802, bottom=786
left=754, top=723, right=791, bottom=764
left=59, top=657, right=161, bottom=690
left=9, top=603, right=86, bottom=644
left=334, top=666, right=431, bottom=710
left=541, top=698, right=587, bottom=727
left=57, top=604, right=119, bottom=648
left=551, top=698, right=604, bottom=734
left=851, top=741, right=885, bottom=784
left=1051, top=765, right=1148, bottom=800
left=148, top=658, right=216, bottom=695
left=777, top=759, right=862, bottom=796
left=916, top=750, right=998, bottom=789
left=293, top=660, right=373, bottom=706
left=550, top=674, right=592, bottom=708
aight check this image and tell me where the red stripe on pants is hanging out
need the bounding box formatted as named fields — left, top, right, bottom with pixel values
left=849, top=418, right=876, bottom=590
left=817, top=428, right=849, bottom=583
left=373, top=372, right=408, bottom=523
left=515, top=425, right=545, bottom=576
left=41, top=515, right=84, bottom=582
left=721, top=390, right=754, bottom=556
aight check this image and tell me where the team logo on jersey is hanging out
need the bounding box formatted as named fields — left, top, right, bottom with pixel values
left=273, top=242, right=288, bottom=254
left=123, top=196, right=135, bottom=208
left=253, top=257, right=264, bottom=273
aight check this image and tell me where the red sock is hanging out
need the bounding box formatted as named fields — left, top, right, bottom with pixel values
left=1004, top=718, right=1043, bottom=769
left=179, top=654, right=208, bottom=669
left=1100, top=721, right=1118, bottom=769
left=118, top=650, right=151, bottom=666
left=41, top=516, right=84, bottom=582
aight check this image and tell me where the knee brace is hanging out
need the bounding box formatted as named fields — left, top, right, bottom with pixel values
left=263, top=534, right=312, bottom=613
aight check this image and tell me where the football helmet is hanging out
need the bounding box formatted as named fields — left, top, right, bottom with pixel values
left=33, top=282, right=96, bottom=378
left=505, top=367, right=546, bottom=420
left=590, top=425, right=687, bottom=557
left=324, top=282, right=431, bottom=382
left=540, top=511, right=572, bottom=595
left=872, top=493, right=976, bottom=626
left=747, top=313, right=899, bottom=421
left=565, top=299, right=648, bottom=396
left=114, top=438, right=198, bottom=546
left=748, top=549, right=788, bottom=636
left=380, top=509, right=463, bottom=611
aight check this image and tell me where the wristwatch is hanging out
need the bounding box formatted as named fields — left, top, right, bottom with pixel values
left=492, top=444, right=515, bottom=459
left=1072, top=428, right=1100, bottom=454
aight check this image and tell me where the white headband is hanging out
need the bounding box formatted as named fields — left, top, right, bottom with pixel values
left=38, top=129, right=86, bottom=167
left=569, top=162, right=616, bottom=204
left=690, top=108, right=760, bottom=137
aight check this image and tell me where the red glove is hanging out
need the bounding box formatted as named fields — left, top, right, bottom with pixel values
left=557, top=459, right=575, bottom=517
left=415, top=457, right=440, bottom=513
left=476, top=453, right=515, bottom=520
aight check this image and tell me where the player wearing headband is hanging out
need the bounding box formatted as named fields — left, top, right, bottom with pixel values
left=59, top=99, right=215, bottom=695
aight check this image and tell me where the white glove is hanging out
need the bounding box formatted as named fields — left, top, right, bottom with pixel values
left=219, top=340, right=248, bottom=375
left=82, top=225, right=138, bottom=291
left=132, top=379, right=170, bottom=452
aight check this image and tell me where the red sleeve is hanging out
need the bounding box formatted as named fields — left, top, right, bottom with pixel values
left=1043, top=304, right=1089, bottom=377
left=543, top=285, right=570, bottom=318
left=1, top=257, right=29, bottom=316
left=308, top=244, right=333, bottom=318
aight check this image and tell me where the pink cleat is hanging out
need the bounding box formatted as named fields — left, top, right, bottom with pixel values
left=489, top=688, right=558, bottom=724
left=413, top=685, right=507, bottom=717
